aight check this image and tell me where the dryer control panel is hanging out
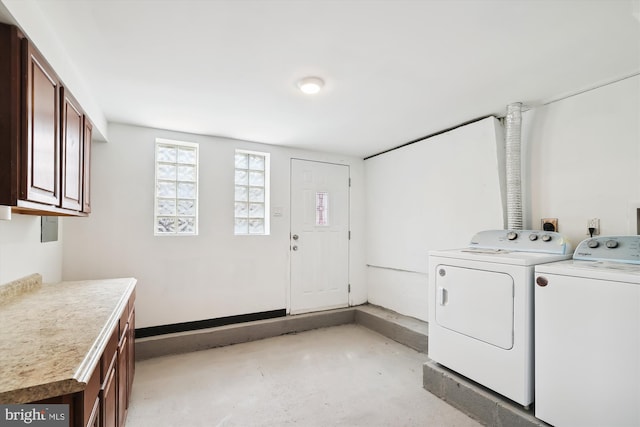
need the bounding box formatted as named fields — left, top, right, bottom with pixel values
left=573, top=235, right=640, bottom=264
left=468, top=230, right=573, bottom=254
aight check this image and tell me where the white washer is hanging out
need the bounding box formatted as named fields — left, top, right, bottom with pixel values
left=428, top=229, right=573, bottom=407
left=535, top=236, right=640, bottom=427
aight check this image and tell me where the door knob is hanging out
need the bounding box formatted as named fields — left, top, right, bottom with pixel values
left=292, top=245, right=298, bottom=251
left=292, top=234, right=299, bottom=240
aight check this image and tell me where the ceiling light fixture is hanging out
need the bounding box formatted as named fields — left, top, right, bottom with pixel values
left=297, top=77, right=324, bottom=95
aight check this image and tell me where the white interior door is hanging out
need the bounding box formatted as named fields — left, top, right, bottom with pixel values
left=290, top=159, right=349, bottom=314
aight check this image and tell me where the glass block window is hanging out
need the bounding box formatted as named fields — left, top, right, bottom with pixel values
left=155, top=139, right=199, bottom=236
left=234, top=149, right=270, bottom=235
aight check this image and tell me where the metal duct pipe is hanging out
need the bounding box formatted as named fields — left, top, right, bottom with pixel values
left=505, top=102, right=523, bottom=230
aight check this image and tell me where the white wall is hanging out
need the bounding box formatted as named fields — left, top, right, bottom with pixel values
left=365, top=117, right=506, bottom=321
left=365, top=76, right=640, bottom=321
left=0, top=214, right=62, bottom=284
left=524, top=75, right=640, bottom=244
left=62, top=123, right=366, bottom=329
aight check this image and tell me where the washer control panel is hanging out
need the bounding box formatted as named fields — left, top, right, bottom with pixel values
left=468, top=230, right=573, bottom=254
left=573, top=235, right=640, bottom=264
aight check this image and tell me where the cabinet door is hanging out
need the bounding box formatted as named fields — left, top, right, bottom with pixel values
left=82, top=118, right=92, bottom=213
left=86, top=396, right=100, bottom=427
left=0, top=24, right=21, bottom=206
left=101, top=363, right=117, bottom=427
left=127, top=309, right=135, bottom=401
left=81, top=366, right=101, bottom=427
left=118, top=324, right=129, bottom=427
left=22, top=41, right=60, bottom=205
left=60, top=88, right=83, bottom=211
left=33, top=394, right=76, bottom=427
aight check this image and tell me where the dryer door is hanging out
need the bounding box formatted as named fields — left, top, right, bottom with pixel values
left=434, top=264, right=514, bottom=349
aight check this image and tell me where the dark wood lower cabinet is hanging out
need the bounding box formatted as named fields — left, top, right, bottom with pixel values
left=80, top=366, right=101, bottom=427
left=87, top=395, right=100, bottom=427
left=34, top=393, right=75, bottom=427
left=102, top=362, right=117, bottom=427
left=32, top=293, right=135, bottom=427
left=117, top=323, right=129, bottom=427
left=127, top=309, right=135, bottom=402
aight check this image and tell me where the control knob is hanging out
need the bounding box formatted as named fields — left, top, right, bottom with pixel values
left=541, top=234, right=552, bottom=242
left=587, top=239, right=599, bottom=248
left=605, top=240, right=619, bottom=249
left=507, top=231, right=518, bottom=241
left=536, top=276, right=549, bottom=287
left=529, top=234, right=538, bottom=241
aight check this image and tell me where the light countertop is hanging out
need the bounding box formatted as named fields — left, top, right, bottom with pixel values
left=0, top=274, right=136, bottom=403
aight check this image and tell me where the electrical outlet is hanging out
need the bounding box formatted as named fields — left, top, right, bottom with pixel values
left=588, top=218, right=600, bottom=235
left=541, top=218, right=558, bottom=232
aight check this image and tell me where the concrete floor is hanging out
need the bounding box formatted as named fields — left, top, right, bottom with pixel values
left=127, top=324, right=481, bottom=427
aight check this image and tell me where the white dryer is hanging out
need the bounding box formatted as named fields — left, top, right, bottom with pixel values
left=428, top=229, right=573, bottom=407
left=535, top=236, right=640, bottom=427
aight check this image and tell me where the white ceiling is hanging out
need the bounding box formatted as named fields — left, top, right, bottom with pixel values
left=2, top=0, right=640, bottom=158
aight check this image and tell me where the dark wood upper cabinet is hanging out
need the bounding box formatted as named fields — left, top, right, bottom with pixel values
left=61, top=88, right=83, bottom=211
left=0, top=22, right=92, bottom=216
left=0, top=24, right=25, bottom=207
left=23, top=40, right=61, bottom=206
left=83, top=118, right=93, bottom=213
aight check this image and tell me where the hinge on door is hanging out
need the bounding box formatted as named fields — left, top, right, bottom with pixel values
left=348, top=231, right=351, bottom=240
left=349, top=177, right=351, bottom=187
left=348, top=284, right=351, bottom=293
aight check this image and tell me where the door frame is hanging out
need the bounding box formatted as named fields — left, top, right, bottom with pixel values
left=288, top=157, right=351, bottom=314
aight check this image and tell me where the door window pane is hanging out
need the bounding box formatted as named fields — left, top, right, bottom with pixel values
left=316, top=192, right=329, bottom=226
